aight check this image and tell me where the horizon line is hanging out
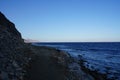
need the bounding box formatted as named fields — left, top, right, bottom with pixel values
left=30, top=41, right=120, bottom=43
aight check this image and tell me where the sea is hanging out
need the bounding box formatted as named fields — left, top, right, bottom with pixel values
left=33, top=42, right=120, bottom=80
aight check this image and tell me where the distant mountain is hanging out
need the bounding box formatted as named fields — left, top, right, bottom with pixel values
left=24, top=39, right=39, bottom=43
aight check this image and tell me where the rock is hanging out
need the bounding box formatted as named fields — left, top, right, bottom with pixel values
left=0, top=12, right=33, bottom=80
left=0, top=12, right=21, bottom=38
left=0, top=71, right=9, bottom=80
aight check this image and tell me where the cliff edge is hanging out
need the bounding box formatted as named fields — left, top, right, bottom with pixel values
left=0, top=12, right=32, bottom=80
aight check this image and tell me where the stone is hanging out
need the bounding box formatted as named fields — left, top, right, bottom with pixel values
left=0, top=12, right=33, bottom=80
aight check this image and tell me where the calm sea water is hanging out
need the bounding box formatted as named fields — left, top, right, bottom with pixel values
left=33, top=42, right=120, bottom=80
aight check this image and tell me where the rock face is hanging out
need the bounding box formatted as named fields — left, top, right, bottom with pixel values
left=0, top=12, right=22, bottom=38
left=0, top=12, right=31, bottom=80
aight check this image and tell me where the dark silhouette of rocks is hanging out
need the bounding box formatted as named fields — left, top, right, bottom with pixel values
left=0, top=12, right=21, bottom=38
left=0, top=12, right=32, bottom=80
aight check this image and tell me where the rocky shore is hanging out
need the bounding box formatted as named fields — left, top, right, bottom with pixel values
left=24, top=45, right=108, bottom=80
left=0, top=12, right=107, bottom=80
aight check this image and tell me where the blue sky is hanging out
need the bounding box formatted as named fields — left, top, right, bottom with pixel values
left=0, top=0, right=120, bottom=42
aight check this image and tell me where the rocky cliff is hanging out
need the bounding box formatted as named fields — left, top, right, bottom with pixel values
left=0, top=12, right=32, bottom=80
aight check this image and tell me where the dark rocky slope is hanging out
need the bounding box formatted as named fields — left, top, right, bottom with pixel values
left=0, top=12, right=33, bottom=80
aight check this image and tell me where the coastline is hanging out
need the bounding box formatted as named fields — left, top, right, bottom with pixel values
left=24, top=44, right=107, bottom=80
left=0, top=12, right=117, bottom=80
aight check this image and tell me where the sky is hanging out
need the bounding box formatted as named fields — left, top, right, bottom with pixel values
left=0, top=0, right=120, bottom=42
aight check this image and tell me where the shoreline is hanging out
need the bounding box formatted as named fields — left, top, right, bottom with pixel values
left=0, top=12, right=116, bottom=80
left=24, top=44, right=107, bottom=80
